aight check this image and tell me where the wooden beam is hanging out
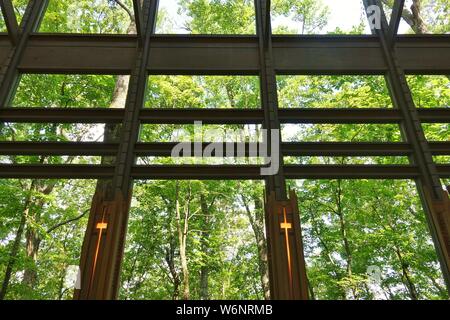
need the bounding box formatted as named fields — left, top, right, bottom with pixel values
left=0, top=0, right=19, bottom=45
left=3, top=163, right=450, bottom=179
left=388, top=0, right=405, bottom=44
left=265, top=191, right=309, bottom=299
left=132, top=0, right=144, bottom=42
left=1, top=34, right=447, bottom=74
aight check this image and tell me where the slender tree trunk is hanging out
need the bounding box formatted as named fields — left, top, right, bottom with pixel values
left=335, top=179, right=356, bottom=299
left=308, top=204, right=346, bottom=299
left=165, top=238, right=181, bottom=300
left=199, top=194, right=210, bottom=300
left=161, top=196, right=181, bottom=300
left=241, top=185, right=270, bottom=300
left=252, top=193, right=270, bottom=300
left=161, top=194, right=181, bottom=300
left=57, top=264, right=67, bottom=300
left=393, top=1, right=450, bottom=81
left=394, top=246, right=419, bottom=300
left=0, top=181, right=36, bottom=300
left=307, top=279, right=316, bottom=300
left=381, top=281, right=396, bottom=300
left=21, top=110, right=80, bottom=293
left=176, top=182, right=190, bottom=300
left=426, top=274, right=447, bottom=298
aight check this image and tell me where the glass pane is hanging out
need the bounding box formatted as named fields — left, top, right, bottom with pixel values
left=13, top=74, right=128, bottom=109
left=271, top=0, right=372, bottom=35
left=0, top=16, right=5, bottom=33
left=0, top=0, right=27, bottom=31
left=120, top=179, right=266, bottom=299
left=422, top=123, right=450, bottom=141
left=39, top=0, right=135, bottom=34
left=140, top=124, right=262, bottom=142
left=281, top=124, right=403, bottom=142
left=277, top=75, right=393, bottom=109
left=288, top=178, right=447, bottom=300
left=146, top=75, right=260, bottom=109
left=12, top=0, right=28, bottom=25
left=407, top=75, right=450, bottom=108
left=0, top=178, right=96, bottom=299
left=155, top=0, right=256, bottom=34
left=0, top=123, right=112, bottom=142
left=284, top=156, right=410, bottom=165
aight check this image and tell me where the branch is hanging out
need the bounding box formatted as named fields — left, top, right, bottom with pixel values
left=207, top=195, right=217, bottom=212
left=114, top=0, right=134, bottom=22
left=46, top=209, right=89, bottom=234
left=380, top=0, right=427, bottom=34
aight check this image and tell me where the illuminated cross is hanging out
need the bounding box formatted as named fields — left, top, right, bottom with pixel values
left=88, top=210, right=108, bottom=295
left=96, top=222, right=108, bottom=232
left=281, top=207, right=293, bottom=298
left=280, top=220, right=292, bottom=232
left=93, top=219, right=108, bottom=273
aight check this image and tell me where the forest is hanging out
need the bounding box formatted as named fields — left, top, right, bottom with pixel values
left=0, top=0, right=449, bottom=300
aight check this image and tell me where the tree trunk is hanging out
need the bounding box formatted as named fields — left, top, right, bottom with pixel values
left=241, top=184, right=271, bottom=300
left=22, top=227, right=40, bottom=289
left=394, top=246, right=419, bottom=300
left=57, top=264, right=67, bottom=300
left=308, top=204, right=346, bottom=299
left=381, top=0, right=428, bottom=34
left=426, top=273, right=447, bottom=298
left=0, top=181, right=36, bottom=300
left=160, top=193, right=181, bottom=300
left=199, top=193, right=210, bottom=300
left=307, top=279, right=316, bottom=300
left=22, top=180, right=57, bottom=290
left=165, top=238, right=181, bottom=300
left=335, top=179, right=356, bottom=299
left=406, top=0, right=429, bottom=34
left=252, top=193, right=270, bottom=300
left=176, top=181, right=190, bottom=300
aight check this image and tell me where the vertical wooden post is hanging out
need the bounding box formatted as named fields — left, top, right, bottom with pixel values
left=265, top=190, right=309, bottom=300
left=255, top=0, right=309, bottom=299
left=74, top=191, right=130, bottom=300
left=74, top=0, right=158, bottom=300
left=425, top=188, right=450, bottom=274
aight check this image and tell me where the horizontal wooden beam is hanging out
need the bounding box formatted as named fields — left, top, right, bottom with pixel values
left=0, top=34, right=448, bottom=74
left=1, top=141, right=449, bottom=157
left=0, top=164, right=449, bottom=179
left=1, top=107, right=449, bottom=124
